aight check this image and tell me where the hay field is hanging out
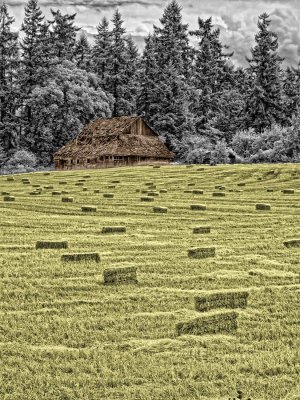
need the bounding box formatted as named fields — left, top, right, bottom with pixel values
left=0, top=163, right=299, bottom=400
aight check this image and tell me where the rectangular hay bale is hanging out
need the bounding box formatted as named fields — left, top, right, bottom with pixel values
left=190, top=204, right=206, bottom=211
left=141, top=197, right=154, bottom=202
left=193, top=190, right=204, bottom=195
left=62, top=197, right=74, bottom=203
left=36, top=241, right=68, bottom=249
left=3, top=195, right=15, bottom=202
left=256, top=203, right=271, bottom=210
left=103, top=266, right=137, bottom=284
left=212, top=192, right=226, bottom=197
left=188, top=247, right=215, bottom=259
left=176, top=311, right=238, bottom=336
left=193, top=227, right=210, bottom=234
left=283, top=239, right=300, bottom=248
left=103, top=193, right=114, bottom=198
left=61, top=252, right=100, bottom=263
left=153, top=207, right=168, bottom=214
left=102, top=226, right=126, bottom=234
left=282, top=189, right=294, bottom=194
left=81, top=206, right=97, bottom=212
left=195, top=291, right=249, bottom=312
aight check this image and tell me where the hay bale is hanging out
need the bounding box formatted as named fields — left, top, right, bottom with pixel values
left=283, top=239, right=300, bottom=248
left=197, top=168, right=205, bottom=171
left=103, top=193, right=114, bottom=198
left=78, top=179, right=86, bottom=182
left=44, top=185, right=54, bottom=189
left=94, top=189, right=101, bottom=193
left=160, top=189, right=168, bottom=193
left=237, top=183, right=246, bottom=187
left=59, top=181, right=67, bottom=185
left=61, top=252, right=100, bottom=263
left=111, top=180, right=120, bottom=184
left=153, top=207, right=168, bottom=214
left=193, top=227, right=210, bottom=234
left=193, top=190, right=204, bottom=195
left=83, top=175, right=91, bottom=179
left=195, top=291, right=249, bottom=312
left=190, top=204, right=206, bottom=211
left=184, top=190, right=193, bottom=193
left=81, top=206, right=97, bottom=212
left=153, top=165, right=161, bottom=169
left=215, top=185, right=225, bottom=190
left=136, top=189, right=141, bottom=193
left=52, top=191, right=61, bottom=195
left=32, top=184, right=41, bottom=188
left=147, top=191, right=159, bottom=197
left=43, top=172, right=50, bottom=176
left=22, top=178, right=30, bottom=182
left=141, top=196, right=154, bottom=202
left=282, top=189, right=294, bottom=194
left=6, top=176, right=15, bottom=181
left=103, top=266, right=137, bottom=284
left=3, top=195, right=15, bottom=202
left=61, top=190, right=69, bottom=195
left=1, top=191, right=10, bottom=195
left=188, top=247, right=215, bottom=259
left=188, top=183, right=195, bottom=187
left=176, top=311, right=238, bottom=336
left=186, top=165, right=193, bottom=168
left=75, top=182, right=84, bottom=186
left=108, top=185, right=116, bottom=189
left=82, top=187, right=88, bottom=192
left=256, top=203, right=271, bottom=211
left=102, top=226, right=126, bottom=234
left=145, top=182, right=154, bottom=186
left=29, top=191, right=41, bottom=195
left=62, top=197, right=74, bottom=203
left=36, top=241, right=68, bottom=249
left=266, top=189, right=274, bottom=192
left=212, top=192, right=225, bottom=197
left=22, top=181, right=31, bottom=185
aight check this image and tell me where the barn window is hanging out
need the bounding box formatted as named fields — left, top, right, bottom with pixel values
left=87, top=159, right=90, bottom=163
left=77, top=160, right=80, bottom=164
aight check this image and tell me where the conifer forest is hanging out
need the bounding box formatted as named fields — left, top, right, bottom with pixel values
left=0, top=0, right=299, bottom=170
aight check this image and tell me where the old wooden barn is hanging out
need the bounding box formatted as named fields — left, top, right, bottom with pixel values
left=53, top=116, right=174, bottom=170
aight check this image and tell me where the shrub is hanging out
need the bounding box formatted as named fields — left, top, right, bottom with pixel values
left=6, top=149, right=37, bottom=170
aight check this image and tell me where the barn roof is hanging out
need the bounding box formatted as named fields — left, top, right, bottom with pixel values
left=53, top=116, right=174, bottom=159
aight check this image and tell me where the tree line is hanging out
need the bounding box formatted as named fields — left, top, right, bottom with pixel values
left=0, top=0, right=299, bottom=171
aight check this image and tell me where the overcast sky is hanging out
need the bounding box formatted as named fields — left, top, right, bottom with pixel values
left=5, top=0, right=300, bottom=67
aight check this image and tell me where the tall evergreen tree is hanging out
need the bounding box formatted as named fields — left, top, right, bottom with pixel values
left=92, top=17, right=112, bottom=90
left=107, top=9, right=135, bottom=116
left=139, top=1, right=194, bottom=149
left=19, top=0, right=46, bottom=149
left=74, top=31, right=91, bottom=70
left=0, top=3, right=19, bottom=154
left=245, top=13, right=285, bottom=132
left=49, top=10, right=78, bottom=61
left=283, top=62, right=300, bottom=121
left=189, top=17, right=234, bottom=132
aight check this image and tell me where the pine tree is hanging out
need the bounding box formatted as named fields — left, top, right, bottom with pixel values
left=0, top=3, right=19, bottom=154
left=49, top=9, right=78, bottom=61
left=140, top=0, right=194, bottom=148
left=107, top=9, right=133, bottom=116
left=92, top=17, right=112, bottom=90
left=74, top=31, right=91, bottom=70
left=19, top=0, right=46, bottom=150
left=245, top=13, right=285, bottom=132
left=189, top=17, right=234, bottom=132
left=123, top=35, right=139, bottom=115
left=283, top=62, right=300, bottom=121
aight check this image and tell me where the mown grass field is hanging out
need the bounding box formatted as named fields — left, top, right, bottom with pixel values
left=0, top=163, right=299, bottom=400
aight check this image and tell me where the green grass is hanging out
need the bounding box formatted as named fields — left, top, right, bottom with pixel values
left=0, top=163, right=299, bottom=400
